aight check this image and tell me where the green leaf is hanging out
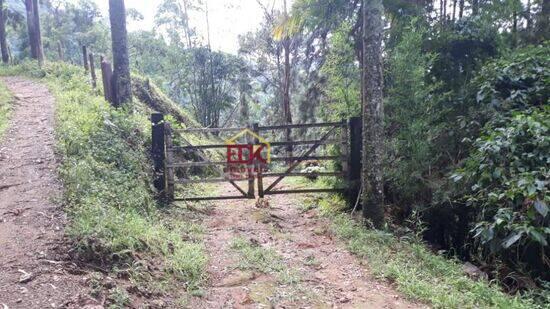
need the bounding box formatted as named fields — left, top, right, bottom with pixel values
left=529, top=230, right=548, bottom=246
left=502, top=232, right=523, bottom=249
left=534, top=200, right=548, bottom=217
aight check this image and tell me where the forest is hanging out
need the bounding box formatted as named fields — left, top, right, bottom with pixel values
left=0, top=0, right=548, bottom=308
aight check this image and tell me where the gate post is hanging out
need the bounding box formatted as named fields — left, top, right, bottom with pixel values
left=164, top=123, right=175, bottom=201
left=151, top=113, right=165, bottom=195
left=246, top=123, right=256, bottom=198
left=340, top=119, right=349, bottom=178
left=253, top=123, right=264, bottom=198
left=348, top=117, right=362, bottom=204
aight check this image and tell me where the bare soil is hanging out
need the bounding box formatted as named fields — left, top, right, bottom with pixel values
left=190, top=181, right=426, bottom=308
left=0, top=77, right=94, bottom=309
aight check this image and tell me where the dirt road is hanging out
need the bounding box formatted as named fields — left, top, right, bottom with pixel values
left=0, top=77, right=91, bottom=308
left=191, top=181, right=424, bottom=308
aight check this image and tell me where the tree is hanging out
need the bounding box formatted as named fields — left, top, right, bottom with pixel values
left=361, top=0, right=385, bottom=228
left=109, top=0, right=132, bottom=105
left=282, top=0, right=293, bottom=160
left=31, top=0, right=42, bottom=64
left=0, top=0, right=9, bottom=63
left=536, top=0, right=549, bottom=41
left=24, top=0, right=36, bottom=58
left=39, top=0, right=109, bottom=64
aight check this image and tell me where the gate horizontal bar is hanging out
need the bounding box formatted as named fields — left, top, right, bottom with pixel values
left=174, top=178, right=253, bottom=184
left=257, top=122, right=346, bottom=131
left=175, top=195, right=253, bottom=201
left=262, top=172, right=344, bottom=177
left=269, top=139, right=343, bottom=147
left=263, top=188, right=345, bottom=195
left=171, top=144, right=229, bottom=150
left=270, top=155, right=344, bottom=162
left=168, top=161, right=228, bottom=167
left=174, top=127, right=246, bottom=133
left=170, top=139, right=345, bottom=151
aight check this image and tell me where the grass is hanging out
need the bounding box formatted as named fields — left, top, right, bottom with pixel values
left=0, top=61, right=208, bottom=293
left=0, top=79, right=13, bottom=138
left=293, top=186, right=540, bottom=308
left=230, top=237, right=301, bottom=285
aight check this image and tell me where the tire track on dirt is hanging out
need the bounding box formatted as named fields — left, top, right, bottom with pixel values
left=191, top=180, right=426, bottom=308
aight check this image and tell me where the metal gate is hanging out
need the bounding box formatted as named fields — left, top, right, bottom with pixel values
left=151, top=113, right=362, bottom=201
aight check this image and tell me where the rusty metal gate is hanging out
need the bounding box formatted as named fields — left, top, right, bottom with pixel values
left=151, top=113, right=362, bottom=201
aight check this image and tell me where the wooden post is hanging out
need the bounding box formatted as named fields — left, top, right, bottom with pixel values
left=82, top=46, right=89, bottom=71
left=57, top=41, right=63, bottom=60
left=253, top=123, right=264, bottom=198
left=340, top=119, right=349, bottom=177
left=247, top=124, right=255, bottom=198
left=100, top=57, right=114, bottom=104
left=152, top=113, right=165, bottom=195
left=164, top=123, right=175, bottom=200
left=89, top=52, right=97, bottom=89
left=348, top=117, right=362, bottom=203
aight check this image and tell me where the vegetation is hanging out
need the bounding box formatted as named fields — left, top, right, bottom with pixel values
left=290, top=0, right=549, bottom=297
left=0, top=61, right=207, bottom=292
left=0, top=0, right=547, bottom=306
left=294, top=188, right=540, bottom=308
left=0, top=79, right=12, bottom=137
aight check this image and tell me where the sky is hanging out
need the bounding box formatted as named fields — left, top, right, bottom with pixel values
left=94, top=0, right=292, bottom=54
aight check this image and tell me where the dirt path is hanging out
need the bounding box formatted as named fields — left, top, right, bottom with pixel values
left=191, top=181, right=425, bottom=308
left=0, top=77, right=92, bottom=308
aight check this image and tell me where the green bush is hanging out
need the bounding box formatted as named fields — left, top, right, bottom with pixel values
left=452, top=108, right=549, bottom=277
left=447, top=45, right=549, bottom=281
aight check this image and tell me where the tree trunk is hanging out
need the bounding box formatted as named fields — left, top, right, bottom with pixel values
left=512, top=8, right=518, bottom=47
left=239, top=70, right=250, bottom=126
left=526, top=0, right=532, bottom=31
left=452, top=0, right=457, bottom=22
left=282, top=0, right=293, bottom=163
left=32, top=0, right=43, bottom=65
left=0, top=0, right=9, bottom=64
left=57, top=41, right=63, bottom=60
left=536, top=0, right=550, bottom=42
left=109, top=0, right=132, bottom=106
left=24, top=0, right=37, bottom=59
left=361, top=0, right=385, bottom=228
left=472, top=0, right=479, bottom=16
left=443, top=0, right=447, bottom=22
left=459, top=0, right=464, bottom=18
